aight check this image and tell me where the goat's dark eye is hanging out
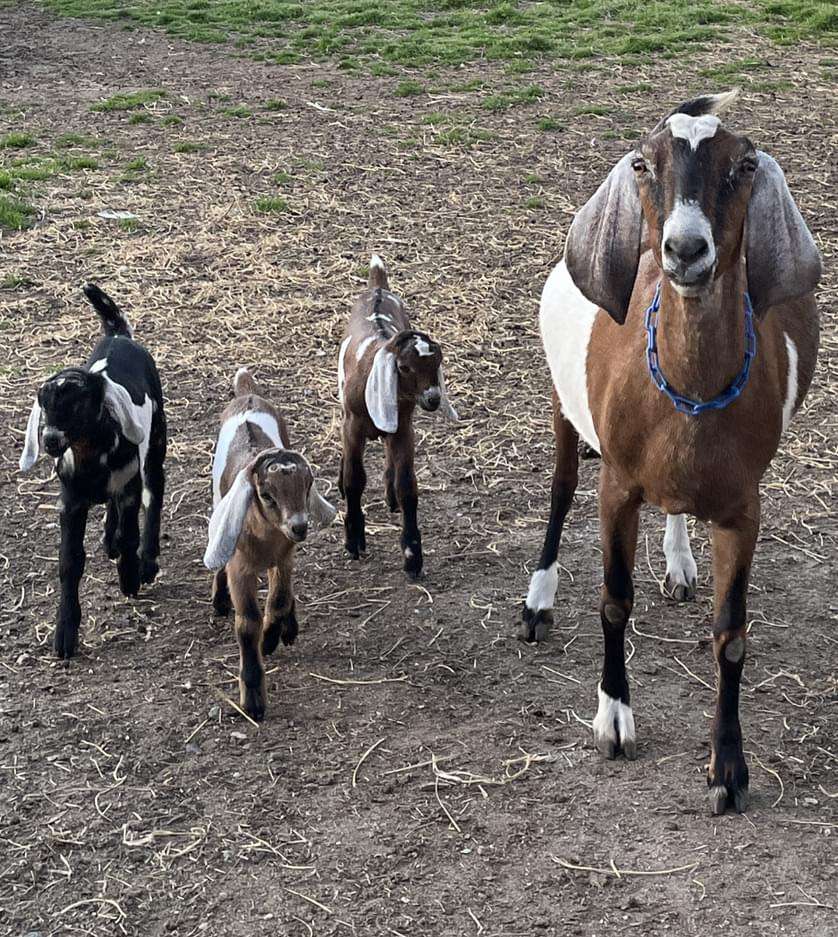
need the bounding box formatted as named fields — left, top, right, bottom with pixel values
left=262, top=493, right=275, bottom=506
left=631, top=157, right=648, bottom=174
left=740, top=157, right=757, bottom=174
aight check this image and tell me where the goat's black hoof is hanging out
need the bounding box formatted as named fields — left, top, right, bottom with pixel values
left=140, top=557, right=159, bottom=585
left=242, top=686, right=266, bottom=723
left=53, top=625, right=78, bottom=660
left=345, top=541, right=364, bottom=560
left=213, top=595, right=231, bottom=618
left=518, top=605, right=552, bottom=644
left=386, top=488, right=398, bottom=513
left=280, top=614, right=298, bottom=647
left=664, top=573, right=697, bottom=602
left=102, top=535, right=120, bottom=560
left=118, top=568, right=141, bottom=598
left=707, top=750, right=749, bottom=815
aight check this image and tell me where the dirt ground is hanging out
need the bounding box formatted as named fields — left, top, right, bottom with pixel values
left=0, top=5, right=836, bottom=936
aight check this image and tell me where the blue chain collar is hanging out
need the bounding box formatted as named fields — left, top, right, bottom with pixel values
left=645, top=283, right=757, bottom=416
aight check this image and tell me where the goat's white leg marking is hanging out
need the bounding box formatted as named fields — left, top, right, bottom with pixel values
left=592, top=683, right=636, bottom=760
left=212, top=410, right=283, bottom=505
left=539, top=260, right=601, bottom=451
left=781, top=333, right=798, bottom=433
left=525, top=561, right=558, bottom=613
left=663, top=513, right=698, bottom=601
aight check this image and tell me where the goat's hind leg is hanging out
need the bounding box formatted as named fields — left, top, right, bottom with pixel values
left=103, top=499, right=120, bottom=559
left=114, top=476, right=142, bottom=598
left=519, top=392, right=579, bottom=643
left=139, top=445, right=165, bottom=585
left=593, top=464, right=641, bottom=760
left=262, top=563, right=298, bottom=655
left=341, top=418, right=367, bottom=559
left=663, top=513, right=698, bottom=602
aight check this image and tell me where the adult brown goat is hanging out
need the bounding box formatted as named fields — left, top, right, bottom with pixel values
left=521, top=92, right=820, bottom=814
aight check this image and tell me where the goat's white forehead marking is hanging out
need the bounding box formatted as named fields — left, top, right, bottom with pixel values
left=56, top=378, right=66, bottom=386
left=366, top=312, right=393, bottom=323
left=414, top=337, right=434, bottom=357
left=666, top=113, right=720, bottom=151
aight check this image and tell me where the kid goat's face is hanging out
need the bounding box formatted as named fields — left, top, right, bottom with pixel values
left=254, top=451, right=313, bottom=543
left=38, top=369, right=104, bottom=457
left=393, top=333, right=443, bottom=412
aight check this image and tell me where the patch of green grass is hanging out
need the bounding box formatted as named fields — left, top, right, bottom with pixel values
left=368, top=63, right=397, bottom=76
left=311, top=77, right=333, bottom=87
left=254, top=196, right=289, bottom=214
left=119, top=217, right=139, bottom=232
left=394, top=79, right=424, bottom=97
left=223, top=105, right=252, bottom=118
left=0, top=170, right=12, bottom=190
left=124, top=157, right=148, bottom=172
left=0, top=273, right=34, bottom=289
left=525, top=173, right=543, bottom=185
left=91, top=89, right=166, bottom=112
left=161, top=114, right=184, bottom=126
left=1, top=132, right=35, bottom=149
left=482, top=84, right=543, bottom=111
left=273, top=170, right=292, bottom=185
left=55, top=132, right=102, bottom=148
left=573, top=104, right=611, bottom=116
left=128, top=112, right=153, bottom=125
left=616, top=81, right=653, bottom=94
left=536, top=116, right=563, bottom=132
left=60, top=155, right=99, bottom=171
left=42, top=0, right=838, bottom=72
left=524, top=196, right=545, bottom=210
left=434, top=126, right=493, bottom=147
left=0, top=194, right=36, bottom=230
left=265, top=98, right=288, bottom=110
left=173, top=141, right=204, bottom=153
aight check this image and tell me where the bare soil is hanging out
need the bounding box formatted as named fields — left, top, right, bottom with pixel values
left=0, top=6, right=836, bottom=936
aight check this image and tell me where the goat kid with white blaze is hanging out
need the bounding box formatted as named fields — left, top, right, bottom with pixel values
left=337, top=255, right=458, bottom=579
left=19, top=284, right=167, bottom=659
left=523, top=92, right=820, bottom=814
left=204, top=368, right=336, bottom=722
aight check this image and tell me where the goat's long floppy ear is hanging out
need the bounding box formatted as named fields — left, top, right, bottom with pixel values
left=564, top=153, right=642, bottom=324
left=746, top=152, right=821, bottom=316
left=19, top=399, right=42, bottom=471
left=203, top=468, right=254, bottom=570
left=308, top=481, right=338, bottom=529
left=365, top=348, right=399, bottom=433
left=102, top=374, right=145, bottom=445
left=437, top=366, right=459, bottom=422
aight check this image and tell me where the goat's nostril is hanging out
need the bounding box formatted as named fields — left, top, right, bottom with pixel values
left=291, top=523, right=308, bottom=541
left=665, top=234, right=709, bottom=264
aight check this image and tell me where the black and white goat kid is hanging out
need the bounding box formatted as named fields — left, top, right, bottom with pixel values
left=19, top=285, right=167, bottom=659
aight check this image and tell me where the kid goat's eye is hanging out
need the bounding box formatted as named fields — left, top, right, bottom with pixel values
left=740, top=157, right=757, bottom=174
left=631, top=157, right=648, bottom=174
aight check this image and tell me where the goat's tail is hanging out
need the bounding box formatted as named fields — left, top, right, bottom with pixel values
left=368, top=253, right=389, bottom=290
left=83, top=283, right=133, bottom=338
left=233, top=366, right=261, bottom=397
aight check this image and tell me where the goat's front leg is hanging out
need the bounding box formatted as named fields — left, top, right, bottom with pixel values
left=707, top=499, right=759, bottom=815
left=103, top=499, right=119, bottom=559
left=114, top=475, right=142, bottom=598
left=56, top=492, right=89, bottom=659
left=212, top=567, right=232, bottom=617
left=227, top=558, right=266, bottom=722
left=520, top=392, right=579, bottom=643
left=341, top=417, right=367, bottom=559
left=139, top=445, right=165, bottom=585
left=593, top=465, right=641, bottom=760
left=385, top=427, right=422, bottom=579
left=262, top=560, right=298, bottom=655
left=663, top=513, right=698, bottom=601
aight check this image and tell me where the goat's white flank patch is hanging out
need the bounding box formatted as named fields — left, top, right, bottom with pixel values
left=19, top=398, right=42, bottom=471
left=89, top=358, right=107, bottom=374
left=414, top=337, right=434, bottom=357
left=663, top=513, right=698, bottom=591
left=356, top=335, right=377, bottom=362
left=212, top=410, right=283, bottom=506
left=592, top=684, right=636, bottom=749
left=108, top=456, right=139, bottom=495
left=782, top=333, right=799, bottom=433
left=539, top=260, right=601, bottom=451
left=337, top=335, right=352, bottom=404
left=525, top=561, right=558, bottom=612
left=61, top=448, right=76, bottom=476
left=666, top=113, right=720, bottom=151
left=365, top=348, right=399, bottom=434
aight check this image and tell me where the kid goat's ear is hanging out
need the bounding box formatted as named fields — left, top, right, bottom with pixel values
left=102, top=374, right=147, bottom=445
left=203, top=468, right=254, bottom=570
left=436, top=366, right=459, bottom=422
left=19, top=399, right=42, bottom=471
left=308, top=481, right=338, bottom=529
left=365, top=348, right=399, bottom=434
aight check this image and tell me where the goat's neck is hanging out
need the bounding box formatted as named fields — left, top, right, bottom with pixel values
left=655, top=265, right=748, bottom=403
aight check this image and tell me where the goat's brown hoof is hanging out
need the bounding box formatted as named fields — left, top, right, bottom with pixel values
left=518, top=606, right=552, bottom=644
left=664, top=573, right=697, bottom=602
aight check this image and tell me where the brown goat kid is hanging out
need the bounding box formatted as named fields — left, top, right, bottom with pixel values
left=204, top=368, right=336, bottom=722
left=522, top=92, right=820, bottom=814
left=338, top=255, right=457, bottom=579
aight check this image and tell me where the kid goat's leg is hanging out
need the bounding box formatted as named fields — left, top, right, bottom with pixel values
left=385, top=426, right=422, bottom=579
left=663, top=513, right=698, bottom=601
left=227, top=557, right=266, bottom=722
left=56, top=490, right=89, bottom=659
left=114, top=474, right=142, bottom=598
left=139, top=445, right=165, bottom=585
left=707, top=497, right=759, bottom=815
left=212, top=567, right=231, bottom=617
left=593, top=463, right=642, bottom=760
left=520, top=391, right=579, bottom=643
left=341, top=416, right=367, bottom=560
left=263, top=560, right=298, bottom=655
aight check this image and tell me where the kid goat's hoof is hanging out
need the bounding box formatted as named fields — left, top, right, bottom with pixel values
left=592, top=687, right=637, bottom=760
left=709, top=784, right=749, bottom=815
left=53, top=624, right=78, bottom=660
left=664, top=572, right=697, bottom=602
left=518, top=606, right=552, bottom=644
left=140, top=557, right=159, bottom=585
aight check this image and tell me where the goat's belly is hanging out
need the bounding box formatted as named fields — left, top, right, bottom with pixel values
left=539, top=259, right=600, bottom=451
